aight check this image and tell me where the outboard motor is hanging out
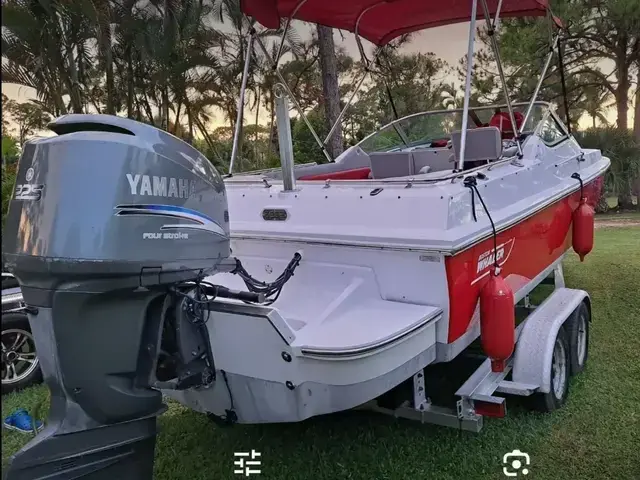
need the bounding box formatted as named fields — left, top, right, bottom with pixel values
left=2, top=115, right=240, bottom=479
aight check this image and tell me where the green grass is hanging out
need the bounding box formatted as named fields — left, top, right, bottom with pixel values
left=3, top=227, right=640, bottom=479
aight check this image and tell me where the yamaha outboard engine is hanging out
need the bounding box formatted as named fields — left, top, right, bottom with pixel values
left=2, top=115, right=236, bottom=479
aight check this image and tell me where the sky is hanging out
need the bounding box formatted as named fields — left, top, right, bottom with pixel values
left=1, top=20, right=623, bottom=134
left=2, top=22, right=471, bottom=107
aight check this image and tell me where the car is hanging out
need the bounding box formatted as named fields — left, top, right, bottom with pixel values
left=2, top=273, right=42, bottom=394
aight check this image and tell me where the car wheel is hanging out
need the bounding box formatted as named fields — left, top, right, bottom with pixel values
left=2, top=313, right=42, bottom=394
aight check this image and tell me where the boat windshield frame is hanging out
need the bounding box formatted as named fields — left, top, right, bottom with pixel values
left=354, top=101, right=554, bottom=155
left=228, top=0, right=566, bottom=179
left=226, top=101, right=574, bottom=185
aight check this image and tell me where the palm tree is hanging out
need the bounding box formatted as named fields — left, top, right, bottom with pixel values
left=581, top=86, right=611, bottom=128
left=441, top=83, right=463, bottom=109
left=2, top=0, right=69, bottom=116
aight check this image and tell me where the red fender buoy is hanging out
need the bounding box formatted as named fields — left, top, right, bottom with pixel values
left=572, top=197, right=595, bottom=262
left=480, top=268, right=515, bottom=372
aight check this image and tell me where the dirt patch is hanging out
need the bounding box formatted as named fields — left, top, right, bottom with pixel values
left=595, top=218, right=640, bottom=229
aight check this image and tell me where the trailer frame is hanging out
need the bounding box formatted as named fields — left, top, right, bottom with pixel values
left=361, top=262, right=591, bottom=432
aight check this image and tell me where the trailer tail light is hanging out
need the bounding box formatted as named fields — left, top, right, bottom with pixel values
left=474, top=400, right=506, bottom=418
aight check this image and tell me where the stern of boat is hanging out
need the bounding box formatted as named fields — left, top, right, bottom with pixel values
left=165, top=251, right=442, bottom=423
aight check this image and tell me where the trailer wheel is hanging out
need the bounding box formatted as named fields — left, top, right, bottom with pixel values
left=566, top=302, right=590, bottom=376
left=530, top=327, right=570, bottom=413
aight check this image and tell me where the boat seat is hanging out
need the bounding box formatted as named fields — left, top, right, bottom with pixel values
left=299, top=167, right=371, bottom=181
left=370, top=148, right=455, bottom=179
left=411, top=148, right=454, bottom=173
left=489, top=111, right=524, bottom=140
left=272, top=145, right=371, bottom=180
left=369, top=151, right=413, bottom=179
left=450, top=127, right=502, bottom=166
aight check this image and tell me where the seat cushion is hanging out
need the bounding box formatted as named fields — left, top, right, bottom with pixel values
left=369, top=151, right=412, bottom=179
left=489, top=111, right=524, bottom=139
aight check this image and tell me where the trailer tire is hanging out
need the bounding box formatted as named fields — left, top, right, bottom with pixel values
left=566, top=302, right=590, bottom=376
left=530, top=327, right=570, bottom=413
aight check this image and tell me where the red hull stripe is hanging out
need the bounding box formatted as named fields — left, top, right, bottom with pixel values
left=444, top=176, right=603, bottom=343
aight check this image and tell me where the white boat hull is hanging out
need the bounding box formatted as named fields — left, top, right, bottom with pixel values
left=166, top=116, right=610, bottom=424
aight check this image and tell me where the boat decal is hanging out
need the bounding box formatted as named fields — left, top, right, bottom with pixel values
left=114, top=204, right=228, bottom=238
left=471, top=238, right=515, bottom=285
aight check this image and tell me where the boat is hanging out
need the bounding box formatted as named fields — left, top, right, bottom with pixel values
left=2, top=1, right=610, bottom=478
left=165, top=0, right=609, bottom=423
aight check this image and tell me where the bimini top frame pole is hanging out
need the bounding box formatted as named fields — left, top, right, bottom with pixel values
left=273, top=0, right=382, bottom=161
left=235, top=0, right=560, bottom=176
left=522, top=33, right=559, bottom=128
left=229, top=30, right=255, bottom=175
left=241, top=1, right=384, bottom=165
left=322, top=3, right=382, bottom=149
left=457, top=0, right=479, bottom=171
left=253, top=35, right=334, bottom=163
left=479, top=0, right=523, bottom=160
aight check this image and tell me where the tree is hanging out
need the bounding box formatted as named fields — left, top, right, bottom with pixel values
left=575, top=126, right=640, bottom=210
left=469, top=0, right=640, bottom=131
left=5, top=100, right=51, bottom=145
left=563, top=0, right=640, bottom=131
left=358, top=51, right=449, bottom=125
left=634, top=83, right=640, bottom=142
left=316, top=25, right=343, bottom=159
left=2, top=135, right=20, bottom=166
left=292, top=108, right=328, bottom=165
left=2, top=1, right=69, bottom=116
left=2, top=94, right=13, bottom=135
left=2, top=162, right=18, bottom=225
left=581, top=86, right=611, bottom=128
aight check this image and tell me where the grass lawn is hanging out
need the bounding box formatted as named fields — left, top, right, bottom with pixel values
left=3, top=227, right=639, bottom=479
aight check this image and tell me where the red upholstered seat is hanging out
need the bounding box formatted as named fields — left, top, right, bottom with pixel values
left=431, top=139, right=449, bottom=148
left=489, top=111, right=524, bottom=139
left=298, top=167, right=371, bottom=181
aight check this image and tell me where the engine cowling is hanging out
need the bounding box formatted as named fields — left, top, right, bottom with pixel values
left=2, top=114, right=232, bottom=480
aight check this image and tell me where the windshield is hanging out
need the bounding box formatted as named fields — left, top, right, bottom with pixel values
left=357, top=103, right=549, bottom=154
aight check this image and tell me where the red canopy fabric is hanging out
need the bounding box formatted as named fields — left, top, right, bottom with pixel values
left=242, top=0, right=550, bottom=46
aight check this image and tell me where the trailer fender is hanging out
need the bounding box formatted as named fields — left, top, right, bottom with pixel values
left=512, top=288, right=590, bottom=394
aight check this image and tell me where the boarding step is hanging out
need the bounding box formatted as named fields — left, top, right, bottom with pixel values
left=292, top=300, right=442, bottom=357
left=454, top=364, right=539, bottom=404
left=495, top=381, right=538, bottom=396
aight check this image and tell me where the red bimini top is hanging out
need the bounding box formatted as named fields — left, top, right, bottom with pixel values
left=241, top=0, right=550, bottom=46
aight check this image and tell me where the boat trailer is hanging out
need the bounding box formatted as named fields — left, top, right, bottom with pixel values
left=362, top=261, right=590, bottom=432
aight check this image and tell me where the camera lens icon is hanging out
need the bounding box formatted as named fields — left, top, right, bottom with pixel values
left=502, top=450, right=530, bottom=477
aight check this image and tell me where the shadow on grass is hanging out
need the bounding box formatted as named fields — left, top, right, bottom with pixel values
left=155, top=399, right=559, bottom=480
